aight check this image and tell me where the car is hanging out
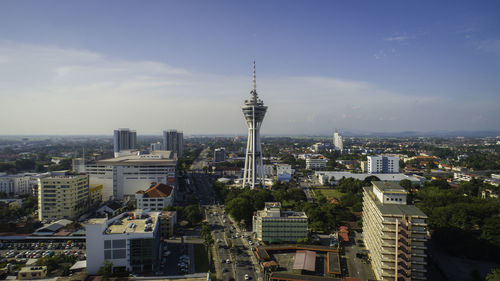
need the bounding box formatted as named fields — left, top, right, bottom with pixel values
left=226, top=259, right=231, bottom=264
left=245, top=274, right=250, bottom=280
left=221, top=259, right=225, bottom=263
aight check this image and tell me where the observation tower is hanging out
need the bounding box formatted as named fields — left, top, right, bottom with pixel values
left=242, top=62, right=268, bottom=188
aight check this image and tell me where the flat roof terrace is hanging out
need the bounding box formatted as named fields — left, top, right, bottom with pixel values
left=106, top=214, right=157, bottom=234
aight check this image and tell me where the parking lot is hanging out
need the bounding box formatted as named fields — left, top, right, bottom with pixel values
left=0, top=240, right=86, bottom=264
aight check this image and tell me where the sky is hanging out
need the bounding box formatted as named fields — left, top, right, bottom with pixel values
left=0, top=0, right=499, bottom=135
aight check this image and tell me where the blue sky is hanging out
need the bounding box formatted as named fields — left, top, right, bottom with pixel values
left=0, top=1, right=499, bottom=135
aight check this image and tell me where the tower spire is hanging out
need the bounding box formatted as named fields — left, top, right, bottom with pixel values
left=253, top=61, right=256, bottom=92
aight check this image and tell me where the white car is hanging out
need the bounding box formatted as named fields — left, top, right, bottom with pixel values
left=245, top=274, right=250, bottom=280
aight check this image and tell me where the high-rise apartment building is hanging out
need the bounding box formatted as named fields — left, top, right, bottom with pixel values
left=242, top=62, right=267, bottom=188
left=363, top=181, right=427, bottom=281
left=214, top=147, right=226, bottom=163
left=162, top=130, right=183, bottom=157
left=367, top=155, right=399, bottom=174
left=252, top=202, right=308, bottom=243
left=113, top=128, right=137, bottom=153
left=333, top=129, right=343, bottom=152
left=38, top=174, right=90, bottom=221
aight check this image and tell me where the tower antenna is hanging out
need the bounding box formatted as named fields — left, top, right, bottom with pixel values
left=253, top=61, right=257, bottom=93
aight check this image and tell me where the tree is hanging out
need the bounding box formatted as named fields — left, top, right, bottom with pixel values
left=97, top=260, right=113, bottom=280
left=399, top=179, right=412, bottom=191
left=486, top=268, right=500, bottom=281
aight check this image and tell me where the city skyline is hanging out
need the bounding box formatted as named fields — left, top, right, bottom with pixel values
left=1, top=1, right=499, bottom=135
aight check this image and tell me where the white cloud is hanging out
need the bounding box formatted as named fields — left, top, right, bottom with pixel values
left=384, top=35, right=409, bottom=42
left=0, top=40, right=498, bottom=135
left=475, top=38, right=500, bottom=55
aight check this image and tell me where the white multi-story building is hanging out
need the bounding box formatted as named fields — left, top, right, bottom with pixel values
left=85, top=150, right=177, bottom=200
left=150, top=142, right=162, bottom=151
left=136, top=183, right=174, bottom=211
left=367, top=156, right=399, bottom=174
left=253, top=202, right=308, bottom=243
left=306, top=157, right=328, bottom=170
left=363, top=181, right=427, bottom=281
left=0, top=173, right=34, bottom=195
left=276, top=164, right=292, bottom=181
left=333, top=130, right=343, bottom=152
left=263, top=165, right=274, bottom=178
left=85, top=210, right=161, bottom=274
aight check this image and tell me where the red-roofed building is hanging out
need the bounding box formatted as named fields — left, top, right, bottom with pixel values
left=338, top=226, right=349, bottom=243
left=135, top=183, right=174, bottom=211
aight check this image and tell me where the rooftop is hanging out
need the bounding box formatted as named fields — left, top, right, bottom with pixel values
left=106, top=212, right=158, bottom=234
left=138, top=183, right=173, bottom=198
left=372, top=181, right=407, bottom=193
left=293, top=250, right=316, bottom=272
left=364, top=186, right=427, bottom=217
left=98, top=150, right=177, bottom=165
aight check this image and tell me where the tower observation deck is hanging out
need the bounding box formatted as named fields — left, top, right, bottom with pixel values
left=242, top=61, right=267, bottom=188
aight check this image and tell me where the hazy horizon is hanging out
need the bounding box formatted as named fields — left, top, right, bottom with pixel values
left=1, top=1, right=499, bottom=135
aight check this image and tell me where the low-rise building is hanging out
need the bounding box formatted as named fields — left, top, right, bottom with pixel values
left=362, top=181, right=427, bottom=281
left=253, top=202, right=308, bottom=243
left=305, top=157, right=327, bottom=170
left=276, top=164, right=293, bottom=182
left=136, top=183, right=174, bottom=211
left=85, top=210, right=161, bottom=274
left=160, top=211, right=177, bottom=238
left=18, top=266, right=47, bottom=280
left=89, top=184, right=103, bottom=207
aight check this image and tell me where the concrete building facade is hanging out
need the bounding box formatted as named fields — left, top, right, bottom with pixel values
left=37, top=174, right=89, bottom=221
left=160, top=211, right=177, bottom=238
left=362, top=181, right=427, bottom=281
left=333, top=130, right=343, bottom=152
left=305, top=157, right=328, bottom=170
left=85, top=210, right=161, bottom=274
left=163, top=130, right=184, bottom=157
left=367, top=156, right=399, bottom=174
left=253, top=202, right=308, bottom=243
left=113, top=128, right=137, bottom=154
left=214, top=147, right=226, bottom=163
left=85, top=150, right=177, bottom=200
left=0, top=173, right=33, bottom=195
left=135, top=183, right=174, bottom=211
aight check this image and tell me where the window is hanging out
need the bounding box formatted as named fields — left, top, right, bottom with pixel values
left=104, top=249, right=112, bottom=259
left=113, top=249, right=126, bottom=259
left=112, top=239, right=126, bottom=248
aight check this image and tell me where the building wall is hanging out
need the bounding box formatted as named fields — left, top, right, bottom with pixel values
left=163, top=130, right=184, bottom=157
left=38, top=175, right=89, bottom=221
left=362, top=186, right=427, bottom=281
left=367, top=156, right=399, bottom=174
left=89, top=184, right=103, bottom=207
left=305, top=158, right=327, bottom=170
left=136, top=195, right=172, bottom=211
left=85, top=212, right=160, bottom=274
left=86, top=164, right=175, bottom=200
left=113, top=129, right=137, bottom=153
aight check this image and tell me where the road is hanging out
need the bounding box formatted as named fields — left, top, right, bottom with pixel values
left=344, top=232, right=376, bottom=281
left=206, top=205, right=258, bottom=281
left=299, top=179, right=315, bottom=203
